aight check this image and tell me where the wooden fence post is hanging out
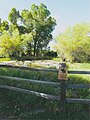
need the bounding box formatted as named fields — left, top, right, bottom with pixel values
left=60, top=80, right=67, bottom=102
left=58, top=63, right=68, bottom=115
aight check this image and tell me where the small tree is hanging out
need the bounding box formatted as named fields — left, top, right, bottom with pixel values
left=54, top=23, right=90, bottom=62
left=0, top=29, right=33, bottom=59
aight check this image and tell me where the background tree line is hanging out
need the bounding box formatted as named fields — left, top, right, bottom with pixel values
left=0, top=3, right=56, bottom=59
left=0, top=3, right=90, bottom=63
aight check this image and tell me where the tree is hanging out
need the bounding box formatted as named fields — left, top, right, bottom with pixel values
left=0, top=29, right=33, bottom=58
left=0, top=3, right=56, bottom=59
left=54, top=23, right=90, bottom=62
left=0, top=19, right=9, bottom=35
left=8, top=3, right=56, bottom=56
left=8, top=8, right=20, bottom=25
left=0, top=30, right=21, bottom=58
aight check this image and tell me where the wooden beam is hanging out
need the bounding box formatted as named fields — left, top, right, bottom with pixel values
left=0, top=75, right=60, bottom=87
left=0, top=85, right=90, bottom=103
left=1, top=75, right=90, bottom=89
left=0, top=85, right=59, bottom=101
left=0, top=64, right=58, bottom=72
left=0, top=64, right=90, bottom=74
left=67, top=98, right=90, bottom=104
left=67, top=84, right=90, bottom=89
left=68, top=71, right=90, bottom=74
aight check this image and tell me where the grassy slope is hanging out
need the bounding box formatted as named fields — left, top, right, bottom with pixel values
left=0, top=62, right=90, bottom=120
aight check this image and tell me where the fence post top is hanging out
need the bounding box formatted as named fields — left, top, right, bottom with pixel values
left=59, top=63, right=67, bottom=68
left=58, top=63, right=68, bottom=80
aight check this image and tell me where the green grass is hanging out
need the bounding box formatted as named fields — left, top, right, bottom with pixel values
left=68, top=62, right=90, bottom=70
left=53, top=57, right=62, bottom=61
left=0, top=65, right=90, bottom=119
left=0, top=58, right=11, bottom=62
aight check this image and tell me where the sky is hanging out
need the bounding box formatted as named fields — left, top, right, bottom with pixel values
left=0, top=0, right=90, bottom=37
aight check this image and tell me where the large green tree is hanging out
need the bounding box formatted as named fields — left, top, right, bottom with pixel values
left=54, top=23, right=90, bottom=62
left=8, top=3, right=56, bottom=56
left=0, top=3, right=56, bottom=59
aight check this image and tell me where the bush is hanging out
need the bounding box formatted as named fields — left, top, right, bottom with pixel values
left=44, top=51, right=57, bottom=58
left=20, top=56, right=52, bottom=61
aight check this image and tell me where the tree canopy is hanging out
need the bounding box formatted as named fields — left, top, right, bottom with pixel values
left=0, top=3, right=56, bottom=59
left=54, top=23, right=90, bottom=62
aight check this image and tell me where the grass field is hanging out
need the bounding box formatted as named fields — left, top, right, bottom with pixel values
left=68, top=62, right=90, bottom=70
left=0, top=61, right=90, bottom=120
left=0, top=58, right=11, bottom=62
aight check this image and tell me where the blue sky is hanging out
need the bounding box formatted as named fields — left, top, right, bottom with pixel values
left=0, top=0, right=90, bottom=36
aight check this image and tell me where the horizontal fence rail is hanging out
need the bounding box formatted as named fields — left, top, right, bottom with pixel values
left=67, top=84, right=90, bottom=89
left=0, top=85, right=59, bottom=101
left=0, top=75, right=90, bottom=89
left=0, top=64, right=90, bottom=74
left=0, top=64, right=57, bottom=72
left=68, top=71, right=90, bottom=74
left=0, top=75, right=60, bottom=87
left=66, top=98, right=90, bottom=104
left=0, top=85, right=90, bottom=104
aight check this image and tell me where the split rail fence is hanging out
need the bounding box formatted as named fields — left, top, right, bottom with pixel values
left=0, top=64, right=90, bottom=104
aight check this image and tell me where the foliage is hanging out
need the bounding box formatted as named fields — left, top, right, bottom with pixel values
left=20, top=3, right=56, bottom=56
left=0, top=29, right=33, bottom=58
left=0, top=57, right=10, bottom=61
left=21, top=56, right=52, bottom=61
left=8, top=8, right=20, bottom=25
left=0, top=3, right=56, bottom=59
left=54, top=23, right=90, bottom=62
left=44, top=51, right=57, bottom=57
left=0, top=19, right=9, bottom=35
left=6, top=3, right=56, bottom=58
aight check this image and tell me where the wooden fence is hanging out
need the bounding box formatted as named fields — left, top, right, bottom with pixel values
left=0, top=64, right=90, bottom=104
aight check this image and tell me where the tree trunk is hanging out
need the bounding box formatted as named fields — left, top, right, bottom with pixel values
left=34, top=40, right=36, bottom=56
